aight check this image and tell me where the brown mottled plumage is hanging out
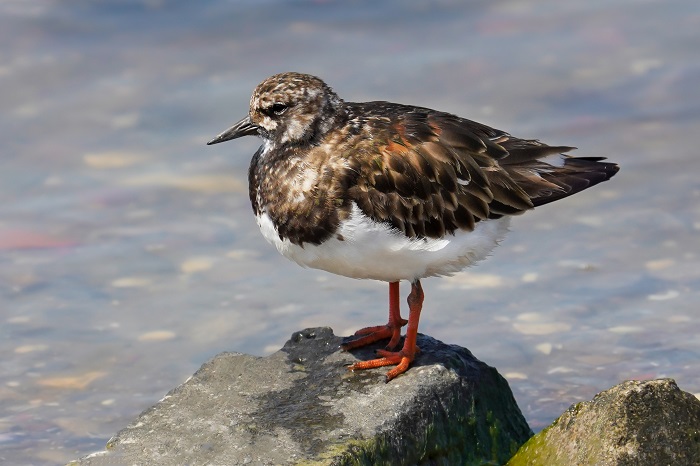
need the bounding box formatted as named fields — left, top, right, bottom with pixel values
left=208, top=72, right=619, bottom=381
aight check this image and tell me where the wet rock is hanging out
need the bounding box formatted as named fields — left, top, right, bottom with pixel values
left=508, top=378, right=700, bottom=466
left=72, top=327, right=531, bottom=465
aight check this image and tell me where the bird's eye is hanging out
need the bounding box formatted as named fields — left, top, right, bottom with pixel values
left=270, top=103, right=288, bottom=116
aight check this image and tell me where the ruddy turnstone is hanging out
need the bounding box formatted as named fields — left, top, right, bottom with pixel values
left=207, top=72, right=619, bottom=382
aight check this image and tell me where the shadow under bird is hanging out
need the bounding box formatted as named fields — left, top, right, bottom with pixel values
left=207, top=72, right=619, bottom=382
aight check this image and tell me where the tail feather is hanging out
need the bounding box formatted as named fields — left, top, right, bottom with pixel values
left=499, top=138, right=576, bottom=165
left=528, top=156, right=619, bottom=207
left=496, top=137, right=619, bottom=208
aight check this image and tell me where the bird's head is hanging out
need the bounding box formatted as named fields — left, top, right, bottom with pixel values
left=207, top=72, right=343, bottom=148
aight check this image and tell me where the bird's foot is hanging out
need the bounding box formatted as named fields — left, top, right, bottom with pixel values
left=341, top=318, right=408, bottom=351
left=347, top=347, right=419, bottom=382
left=344, top=280, right=422, bottom=382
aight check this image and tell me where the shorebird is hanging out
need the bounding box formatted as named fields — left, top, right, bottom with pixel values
left=207, top=72, right=618, bottom=381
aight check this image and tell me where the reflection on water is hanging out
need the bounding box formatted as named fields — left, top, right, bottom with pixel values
left=1, top=0, right=699, bottom=463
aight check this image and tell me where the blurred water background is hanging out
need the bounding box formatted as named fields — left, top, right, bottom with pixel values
left=2, top=0, right=699, bottom=464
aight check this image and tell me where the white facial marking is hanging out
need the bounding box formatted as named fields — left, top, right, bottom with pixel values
left=281, top=117, right=306, bottom=144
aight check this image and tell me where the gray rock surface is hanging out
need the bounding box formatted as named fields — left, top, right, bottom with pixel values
left=72, top=327, right=531, bottom=465
left=508, top=378, right=700, bottom=466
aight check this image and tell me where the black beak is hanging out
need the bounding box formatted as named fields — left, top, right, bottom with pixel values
left=207, top=116, right=259, bottom=145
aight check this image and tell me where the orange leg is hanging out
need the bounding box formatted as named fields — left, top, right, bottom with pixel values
left=348, top=280, right=424, bottom=382
left=341, top=281, right=407, bottom=351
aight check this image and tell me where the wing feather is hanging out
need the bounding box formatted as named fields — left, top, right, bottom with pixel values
left=344, top=103, right=618, bottom=239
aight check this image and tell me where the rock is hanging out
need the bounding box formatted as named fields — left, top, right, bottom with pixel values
left=72, top=327, right=531, bottom=465
left=508, top=378, right=700, bottom=466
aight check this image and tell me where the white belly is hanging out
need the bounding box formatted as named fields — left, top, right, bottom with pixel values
left=256, top=203, right=510, bottom=282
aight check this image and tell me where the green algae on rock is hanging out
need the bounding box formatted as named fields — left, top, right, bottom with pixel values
left=508, top=378, right=700, bottom=466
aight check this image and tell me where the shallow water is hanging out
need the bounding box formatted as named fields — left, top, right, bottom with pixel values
left=2, top=0, right=699, bottom=464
